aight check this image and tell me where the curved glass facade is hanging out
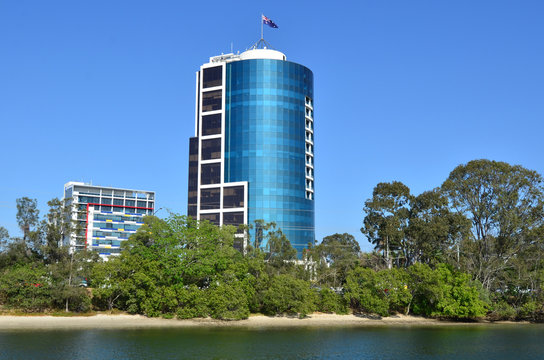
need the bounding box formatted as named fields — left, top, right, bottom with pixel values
left=224, top=59, right=314, bottom=253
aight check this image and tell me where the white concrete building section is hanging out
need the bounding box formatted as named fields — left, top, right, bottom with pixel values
left=62, top=181, right=155, bottom=258
left=197, top=57, right=249, bottom=226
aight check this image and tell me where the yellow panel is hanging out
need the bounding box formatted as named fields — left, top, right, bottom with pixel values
left=106, top=219, right=112, bottom=222
left=105, top=245, right=111, bottom=248
left=118, top=229, right=124, bottom=231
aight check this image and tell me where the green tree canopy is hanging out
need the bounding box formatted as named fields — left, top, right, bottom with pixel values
left=407, top=189, right=471, bottom=265
left=313, top=233, right=361, bottom=288
left=442, top=159, right=544, bottom=290
left=362, top=181, right=412, bottom=268
left=16, top=197, right=39, bottom=243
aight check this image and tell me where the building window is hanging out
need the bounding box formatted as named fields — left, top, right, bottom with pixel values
left=223, top=212, right=244, bottom=226
left=188, top=137, right=199, bottom=217
left=223, top=212, right=244, bottom=233
left=137, top=201, right=146, bottom=208
left=203, top=66, right=222, bottom=88
left=202, top=90, right=222, bottom=112
left=202, top=113, right=221, bottom=135
left=200, top=213, right=220, bottom=226
left=79, top=196, right=99, bottom=204
left=102, top=198, right=112, bottom=205
left=113, top=198, right=123, bottom=206
left=201, top=163, right=221, bottom=185
left=200, top=188, right=220, bottom=210
left=126, top=200, right=135, bottom=207
left=223, top=186, right=244, bottom=208
left=201, top=138, right=221, bottom=160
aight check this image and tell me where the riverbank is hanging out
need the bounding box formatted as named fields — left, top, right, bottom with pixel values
left=0, top=313, right=530, bottom=330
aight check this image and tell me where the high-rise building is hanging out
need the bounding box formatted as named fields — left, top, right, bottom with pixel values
left=62, top=181, right=155, bottom=257
left=187, top=45, right=315, bottom=254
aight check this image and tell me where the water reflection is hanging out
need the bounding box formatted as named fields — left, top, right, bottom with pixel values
left=0, top=325, right=542, bottom=360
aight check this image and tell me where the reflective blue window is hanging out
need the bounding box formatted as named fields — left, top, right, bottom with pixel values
left=225, top=59, right=314, bottom=255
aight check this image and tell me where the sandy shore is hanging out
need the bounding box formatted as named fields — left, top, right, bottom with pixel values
left=0, top=313, right=528, bottom=330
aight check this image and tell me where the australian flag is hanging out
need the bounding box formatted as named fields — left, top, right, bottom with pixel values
left=262, top=15, right=278, bottom=29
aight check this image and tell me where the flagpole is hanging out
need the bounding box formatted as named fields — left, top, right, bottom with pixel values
left=261, top=13, right=263, bottom=40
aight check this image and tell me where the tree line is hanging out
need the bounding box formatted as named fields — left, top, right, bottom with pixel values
left=360, top=159, right=544, bottom=320
left=0, top=159, right=542, bottom=321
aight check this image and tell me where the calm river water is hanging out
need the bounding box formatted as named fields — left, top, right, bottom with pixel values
left=1, top=325, right=543, bottom=359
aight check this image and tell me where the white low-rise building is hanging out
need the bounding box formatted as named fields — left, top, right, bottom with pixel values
left=62, top=181, right=155, bottom=257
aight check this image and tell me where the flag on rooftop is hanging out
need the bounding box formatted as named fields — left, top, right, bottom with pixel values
left=262, top=15, right=278, bottom=29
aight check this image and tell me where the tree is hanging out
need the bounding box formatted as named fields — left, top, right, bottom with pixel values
left=407, top=263, right=488, bottom=319
left=442, top=159, right=544, bottom=291
left=261, top=274, right=316, bottom=317
left=0, top=227, right=9, bottom=252
left=344, top=267, right=411, bottom=316
left=105, top=214, right=250, bottom=317
left=264, top=223, right=297, bottom=274
left=48, top=248, right=96, bottom=312
left=207, top=279, right=250, bottom=320
left=41, top=198, right=74, bottom=263
left=406, top=190, right=471, bottom=266
left=362, top=182, right=412, bottom=269
left=0, top=263, right=52, bottom=311
left=91, top=257, right=124, bottom=311
left=36, top=198, right=97, bottom=312
left=316, top=287, right=348, bottom=314
left=245, top=221, right=298, bottom=276
left=313, top=233, right=360, bottom=288
left=16, top=197, right=40, bottom=244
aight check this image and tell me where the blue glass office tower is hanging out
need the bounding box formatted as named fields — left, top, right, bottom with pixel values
left=187, top=48, right=314, bottom=254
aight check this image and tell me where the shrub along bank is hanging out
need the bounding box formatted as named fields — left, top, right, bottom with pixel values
left=0, top=214, right=496, bottom=320
left=2, top=158, right=544, bottom=321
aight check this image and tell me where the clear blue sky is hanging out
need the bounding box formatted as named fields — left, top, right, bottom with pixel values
left=1, top=1, right=543, bottom=251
